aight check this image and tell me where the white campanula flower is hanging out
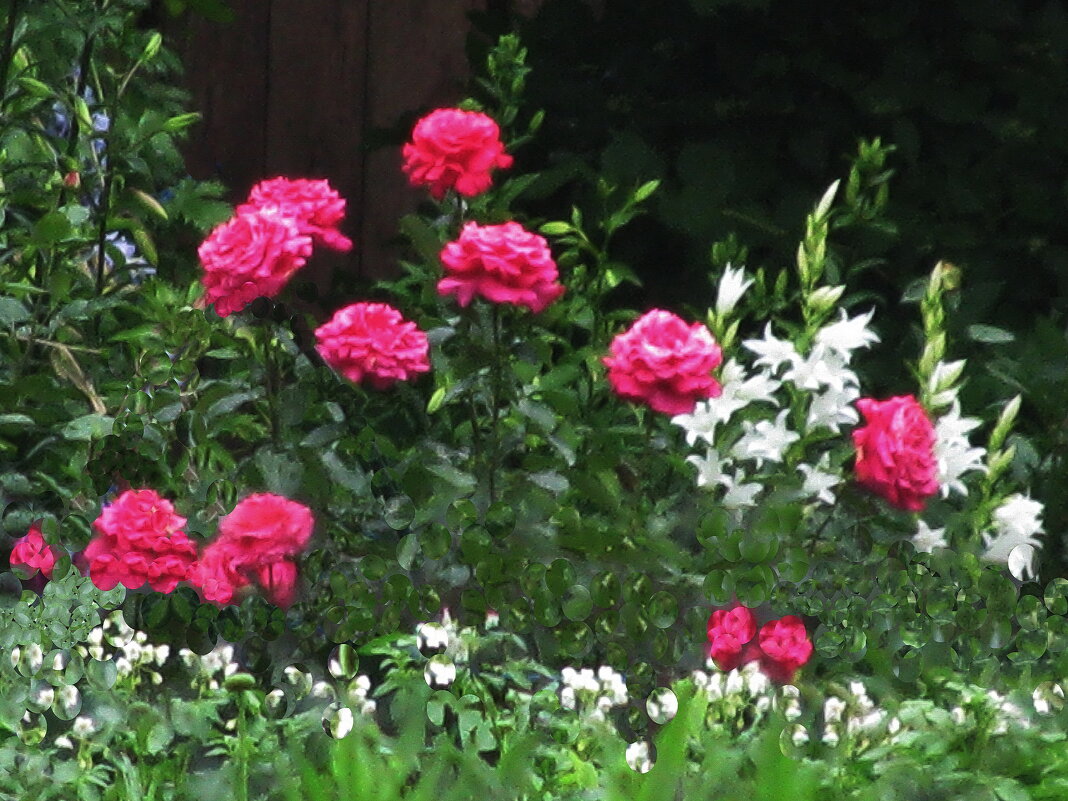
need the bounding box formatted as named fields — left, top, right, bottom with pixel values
left=813, top=308, right=879, bottom=359
left=933, top=400, right=986, bottom=498
left=744, top=324, right=800, bottom=374
left=782, top=344, right=855, bottom=394
left=913, top=520, right=949, bottom=553
left=687, top=448, right=730, bottom=490
left=983, top=493, right=1044, bottom=581
left=673, top=360, right=782, bottom=446
left=806, top=382, right=860, bottom=433
left=722, top=470, right=762, bottom=509
left=798, top=455, right=840, bottom=505
left=730, top=409, right=799, bottom=469
left=715, top=264, right=754, bottom=317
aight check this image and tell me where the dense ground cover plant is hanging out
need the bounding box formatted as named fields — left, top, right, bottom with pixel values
left=2, top=13, right=1068, bottom=799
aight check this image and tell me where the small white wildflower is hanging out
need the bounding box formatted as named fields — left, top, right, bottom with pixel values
left=88, top=645, right=104, bottom=661
left=888, top=717, right=901, bottom=736
left=87, top=628, right=104, bottom=646
left=824, top=697, right=846, bottom=723
left=224, top=718, right=237, bottom=732
left=950, top=706, right=967, bottom=725
left=154, top=645, right=170, bottom=666
left=424, top=660, right=456, bottom=688
left=731, top=409, right=799, bottom=469
left=360, top=700, right=377, bottom=716
left=754, top=695, right=772, bottom=713
left=821, top=724, right=840, bottom=746
left=25, top=643, right=44, bottom=674
left=122, top=641, right=143, bottom=663
left=791, top=726, right=810, bottom=746
left=798, top=455, right=840, bottom=505
left=742, top=662, right=769, bottom=696
left=224, top=661, right=239, bottom=678
left=784, top=700, right=802, bottom=721
left=330, top=707, right=354, bottom=739
left=715, top=264, right=754, bottom=317
left=312, top=681, right=334, bottom=699
left=134, top=631, right=148, bottom=645
left=208, top=679, right=220, bottom=691
left=913, top=520, right=949, bottom=553
left=595, top=695, right=614, bottom=713
left=625, top=741, right=653, bottom=774
left=983, top=494, right=1044, bottom=581
left=416, top=622, right=449, bottom=651
left=178, top=648, right=197, bottom=669
left=115, top=657, right=134, bottom=676
left=782, top=344, right=854, bottom=394
left=692, top=670, right=709, bottom=690
left=560, top=686, right=577, bottom=710
left=725, top=670, right=745, bottom=696
left=72, top=716, right=96, bottom=737
left=10, top=647, right=19, bottom=669
left=54, top=736, right=74, bottom=750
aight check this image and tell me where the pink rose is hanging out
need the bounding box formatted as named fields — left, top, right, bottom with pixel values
left=314, top=302, right=431, bottom=389
left=603, top=309, right=723, bottom=415
left=755, top=616, right=813, bottom=684
left=705, top=605, right=757, bottom=671
left=187, top=493, right=314, bottom=609
left=402, top=108, right=513, bottom=200
left=198, top=209, right=313, bottom=317
left=852, top=395, right=939, bottom=511
left=84, top=489, right=198, bottom=593
left=438, top=221, right=564, bottom=313
left=10, top=522, right=63, bottom=580
left=237, top=177, right=353, bottom=252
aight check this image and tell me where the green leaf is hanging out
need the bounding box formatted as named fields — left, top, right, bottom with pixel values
left=256, top=447, right=303, bottom=496
left=321, top=450, right=369, bottom=495
left=31, top=211, right=72, bottom=245
left=17, top=77, right=53, bottom=98
left=426, top=462, right=477, bottom=492
left=0, top=297, right=31, bottom=325
left=161, top=112, right=201, bottom=133
left=0, top=413, right=33, bottom=426
left=61, top=414, right=114, bottom=441
left=427, top=386, right=447, bottom=414
left=967, top=324, right=1015, bottom=344
left=399, top=214, right=444, bottom=266
left=205, top=391, right=258, bottom=420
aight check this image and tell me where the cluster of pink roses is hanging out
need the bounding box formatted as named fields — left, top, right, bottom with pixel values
left=199, top=177, right=351, bottom=319
left=706, top=604, right=813, bottom=684
left=9, top=489, right=314, bottom=609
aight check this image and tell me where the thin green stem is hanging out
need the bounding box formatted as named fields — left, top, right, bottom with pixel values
left=0, top=0, right=23, bottom=115
left=488, top=304, right=502, bottom=504
left=262, top=321, right=281, bottom=447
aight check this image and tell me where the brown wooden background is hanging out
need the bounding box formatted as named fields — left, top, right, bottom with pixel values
left=162, top=0, right=512, bottom=292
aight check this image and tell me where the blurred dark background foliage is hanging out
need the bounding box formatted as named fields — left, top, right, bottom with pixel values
left=467, top=0, right=1068, bottom=578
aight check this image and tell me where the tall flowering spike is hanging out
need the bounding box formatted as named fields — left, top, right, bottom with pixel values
left=756, top=616, right=814, bottom=684
left=83, top=489, right=198, bottom=593
left=706, top=605, right=757, bottom=671
left=603, top=309, right=723, bottom=416
left=237, top=177, right=353, bottom=252
left=402, top=108, right=513, bottom=200
left=198, top=209, right=313, bottom=317
left=314, top=302, right=431, bottom=389
left=852, top=395, right=939, bottom=512
left=10, top=522, right=63, bottom=580
left=438, top=221, right=564, bottom=313
left=187, top=493, right=314, bottom=609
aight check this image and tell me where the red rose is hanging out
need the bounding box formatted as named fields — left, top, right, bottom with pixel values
left=705, top=605, right=757, bottom=671
left=603, top=309, right=723, bottom=415
left=198, top=209, right=313, bottom=318
left=314, top=302, right=431, bottom=389
left=187, top=493, right=314, bottom=609
left=852, top=395, right=939, bottom=511
left=237, top=177, right=353, bottom=253
left=755, top=616, right=813, bottom=684
left=402, top=108, right=513, bottom=200
left=438, top=221, right=564, bottom=313
left=10, top=522, right=63, bottom=580
left=84, top=489, right=198, bottom=593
